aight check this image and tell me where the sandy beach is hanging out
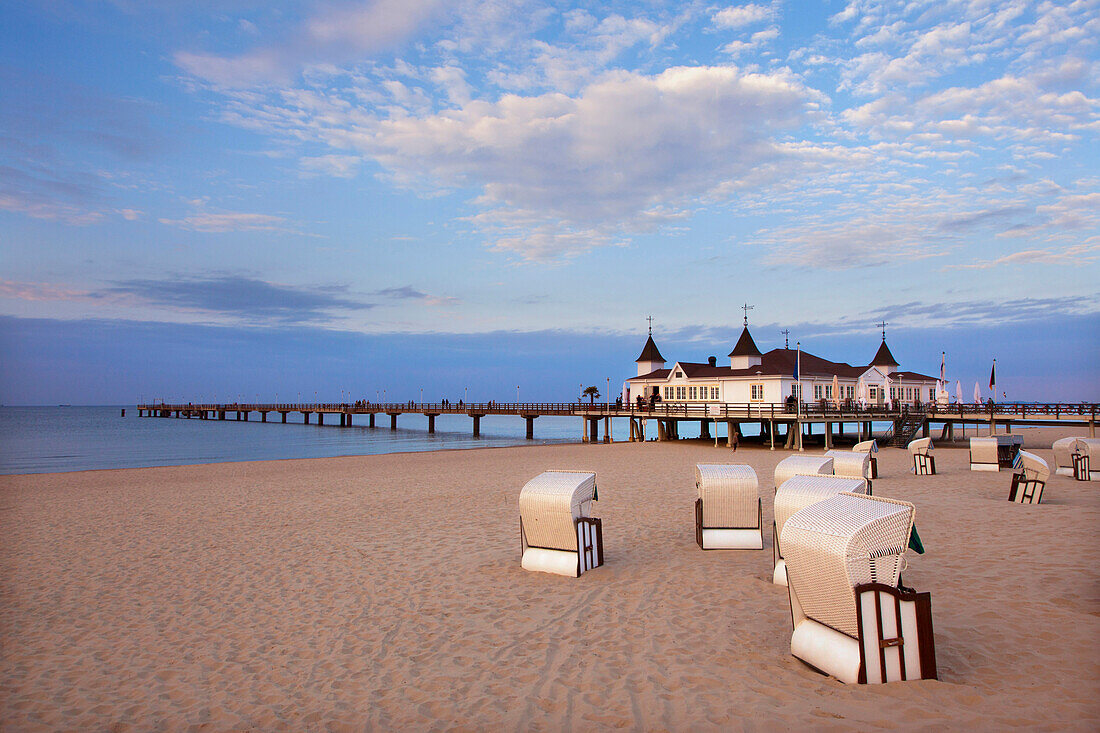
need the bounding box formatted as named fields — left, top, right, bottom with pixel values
left=2, top=428, right=1098, bottom=730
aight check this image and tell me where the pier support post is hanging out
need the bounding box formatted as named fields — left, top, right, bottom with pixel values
left=317, top=413, right=324, bottom=426
left=339, top=413, right=345, bottom=427
left=922, top=421, right=929, bottom=438
left=700, top=420, right=711, bottom=439
left=825, top=421, right=833, bottom=450
left=583, top=417, right=589, bottom=443
left=389, top=414, right=397, bottom=430
left=471, top=414, right=482, bottom=437
left=588, top=418, right=599, bottom=443
left=347, top=414, right=353, bottom=427
left=523, top=415, right=535, bottom=440
left=303, top=412, right=310, bottom=424
left=369, top=413, right=375, bottom=428
left=769, top=420, right=775, bottom=451
left=261, top=412, right=267, bottom=423
left=426, top=414, right=438, bottom=434
left=281, top=411, right=287, bottom=423
left=219, top=411, right=225, bottom=420
left=604, top=416, right=610, bottom=443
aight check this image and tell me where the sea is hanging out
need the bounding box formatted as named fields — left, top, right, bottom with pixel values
left=0, top=405, right=654, bottom=475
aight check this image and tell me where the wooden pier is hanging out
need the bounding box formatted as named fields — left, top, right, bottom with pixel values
left=135, top=400, right=1096, bottom=448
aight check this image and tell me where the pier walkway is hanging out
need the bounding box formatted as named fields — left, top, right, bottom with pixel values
left=136, top=400, right=1096, bottom=449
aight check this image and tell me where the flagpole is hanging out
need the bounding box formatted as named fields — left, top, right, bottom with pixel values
left=796, top=342, right=803, bottom=452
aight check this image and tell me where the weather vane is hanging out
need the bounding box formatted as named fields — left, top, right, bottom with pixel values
left=878, top=320, right=888, bottom=341
left=781, top=329, right=790, bottom=349
left=742, top=303, right=753, bottom=327
left=646, top=315, right=654, bottom=336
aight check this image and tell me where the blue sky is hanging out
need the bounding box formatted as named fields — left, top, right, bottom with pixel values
left=1, top=0, right=1098, bottom=404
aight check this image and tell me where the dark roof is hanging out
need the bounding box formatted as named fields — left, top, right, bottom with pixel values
left=632, top=348, right=937, bottom=382
left=727, top=327, right=762, bottom=358
left=635, top=335, right=665, bottom=363
left=871, top=340, right=899, bottom=367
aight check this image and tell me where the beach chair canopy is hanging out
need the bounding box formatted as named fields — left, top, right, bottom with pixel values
left=782, top=493, right=915, bottom=638
left=696, top=464, right=758, bottom=529
left=1077, top=438, right=1100, bottom=458
left=1016, top=451, right=1049, bottom=483
left=1052, top=437, right=1080, bottom=470
left=519, top=470, right=596, bottom=551
left=970, top=437, right=999, bottom=464
left=852, top=439, right=878, bottom=454
left=774, top=475, right=868, bottom=550
left=774, top=455, right=834, bottom=490
left=908, top=437, right=933, bottom=456
left=825, top=450, right=871, bottom=480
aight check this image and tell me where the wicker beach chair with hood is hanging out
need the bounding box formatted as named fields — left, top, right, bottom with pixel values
left=694, top=464, right=762, bottom=550
left=1008, top=451, right=1049, bottom=504
left=908, top=437, right=935, bottom=475
left=519, top=471, right=603, bottom=577
left=825, top=450, right=873, bottom=493
left=781, top=492, right=937, bottom=684
left=774, top=455, right=834, bottom=492
left=1052, top=437, right=1081, bottom=477
left=1073, top=438, right=1100, bottom=481
left=969, top=437, right=1000, bottom=472
left=771, top=475, right=868, bottom=586
left=852, top=439, right=879, bottom=478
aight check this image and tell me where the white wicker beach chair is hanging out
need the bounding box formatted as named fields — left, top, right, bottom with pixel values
left=519, top=471, right=603, bottom=577
left=1008, top=451, right=1049, bottom=504
left=782, top=493, right=937, bottom=684
left=1073, top=438, right=1100, bottom=481
left=771, top=475, right=868, bottom=586
left=1052, top=437, right=1081, bottom=477
left=825, top=450, right=873, bottom=492
left=969, top=437, right=999, bottom=472
left=852, top=439, right=879, bottom=478
left=695, top=464, right=762, bottom=550
left=774, top=455, right=834, bottom=491
left=908, top=437, right=935, bottom=475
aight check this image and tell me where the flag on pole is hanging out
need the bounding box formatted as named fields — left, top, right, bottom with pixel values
left=940, top=351, right=946, bottom=383
left=989, top=359, right=997, bottom=392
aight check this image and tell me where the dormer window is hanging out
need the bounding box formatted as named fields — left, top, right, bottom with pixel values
left=675, top=370, right=683, bottom=378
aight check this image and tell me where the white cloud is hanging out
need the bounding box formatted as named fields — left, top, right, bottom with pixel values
left=158, top=210, right=295, bottom=233
left=299, top=155, right=361, bottom=178
left=712, top=4, right=775, bottom=30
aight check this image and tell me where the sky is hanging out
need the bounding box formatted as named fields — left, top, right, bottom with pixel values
left=1, top=0, right=1098, bottom=404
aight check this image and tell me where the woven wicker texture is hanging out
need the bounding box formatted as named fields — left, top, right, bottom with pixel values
left=774, top=455, right=833, bottom=490
left=519, top=471, right=597, bottom=551
left=782, top=492, right=914, bottom=638
left=1053, top=437, right=1080, bottom=470
left=970, top=437, right=999, bottom=463
left=824, top=451, right=871, bottom=480
left=774, top=476, right=868, bottom=553
left=1016, top=451, right=1050, bottom=483
left=852, top=439, right=878, bottom=454
left=908, top=437, right=933, bottom=456
left=695, top=464, right=759, bottom=528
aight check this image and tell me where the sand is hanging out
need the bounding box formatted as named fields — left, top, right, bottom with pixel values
left=2, top=427, right=1098, bottom=730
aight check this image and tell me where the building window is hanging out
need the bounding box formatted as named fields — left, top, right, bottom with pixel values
left=675, top=370, right=683, bottom=378
left=825, top=385, right=833, bottom=399
left=710, top=386, right=719, bottom=400
left=663, top=386, right=672, bottom=399
left=750, top=384, right=764, bottom=401
left=814, top=384, right=823, bottom=399
left=846, top=385, right=854, bottom=398
left=689, top=386, right=696, bottom=400
left=928, top=388, right=936, bottom=401
left=890, top=387, right=897, bottom=399
left=676, top=386, right=686, bottom=400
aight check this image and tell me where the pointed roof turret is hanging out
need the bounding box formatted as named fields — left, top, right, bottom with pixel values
left=872, top=339, right=899, bottom=367
left=728, top=327, right=761, bottom=358
left=636, top=335, right=665, bottom=363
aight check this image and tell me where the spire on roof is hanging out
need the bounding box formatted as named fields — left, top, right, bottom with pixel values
left=872, top=339, right=899, bottom=367
left=635, top=319, right=665, bottom=364
left=728, top=326, right=762, bottom=358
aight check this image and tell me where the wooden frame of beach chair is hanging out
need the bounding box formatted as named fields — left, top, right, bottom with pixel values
left=996, top=436, right=1024, bottom=468
left=849, top=440, right=875, bottom=479
left=783, top=492, right=937, bottom=684
left=774, top=455, right=834, bottom=492
left=1073, top=439, right=1100, bottom=481
left=519, top=470, right=604, bottom=577
left=1052, top=437, right=1081, bottom=477
left=694, top=464, right=762, bottom=550
left=825, top=450, right=873, bottom=494
left=1008, top=450, right=1049, bottom=504
left=969, top=437, right=1000, bottom=472
left=908, top=438, right=935, bottom=475
left=771, top=475, right=868, bottom=586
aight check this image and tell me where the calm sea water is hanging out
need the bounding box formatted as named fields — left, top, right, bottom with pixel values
left=1, top=406, right=615, bottom=475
